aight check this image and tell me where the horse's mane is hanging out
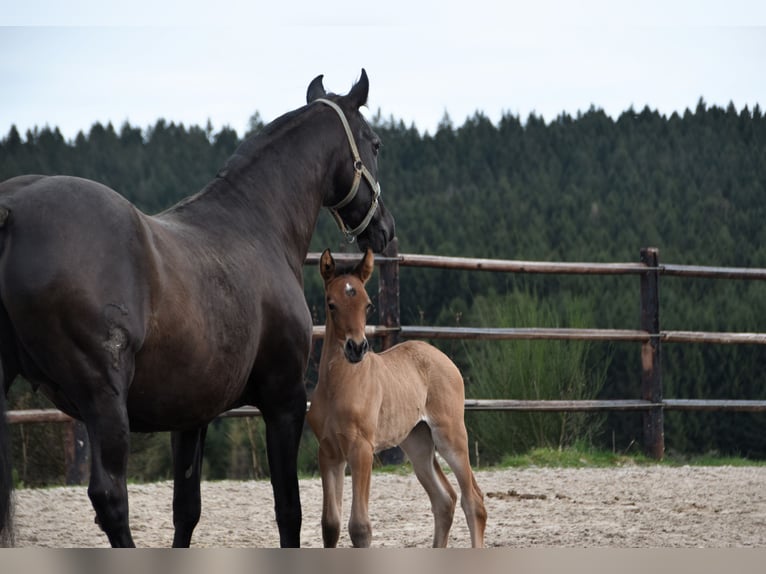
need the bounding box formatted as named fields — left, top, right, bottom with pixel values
left=161, top=105, right=321, bottom=217
left=232, top=92, right=345, bottom=160
left=232, top=103, right=322, bottom=160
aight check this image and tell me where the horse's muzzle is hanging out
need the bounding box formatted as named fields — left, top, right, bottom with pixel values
left=358, top=202, right=395, bottom=254
left=344, top=338, right=369, bottom=363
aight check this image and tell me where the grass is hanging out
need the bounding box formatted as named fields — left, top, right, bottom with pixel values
left=367, top=444, right=766, bottom=479
left=497, top=446, right=651, bottom=468
left=493, top=445, right=766, bottom=469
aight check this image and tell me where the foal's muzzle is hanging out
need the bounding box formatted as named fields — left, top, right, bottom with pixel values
left=344, top=338, right=369, bottom=364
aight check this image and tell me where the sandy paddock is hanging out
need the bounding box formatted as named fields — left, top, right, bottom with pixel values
left=11, top=465, right=766, bottom=548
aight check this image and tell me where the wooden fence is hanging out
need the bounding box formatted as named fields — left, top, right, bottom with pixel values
left=7, top=246, right=766, bottom=482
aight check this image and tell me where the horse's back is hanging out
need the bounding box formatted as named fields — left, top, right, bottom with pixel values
left=0, top=174, right=149, bottom=258
left=380, top=340, right=464, bottom=388
left=0, top=175, right=152, bottom=314
left=0, top=173, right=137, bottom=211
left=0, top=174, right=47, bottom=195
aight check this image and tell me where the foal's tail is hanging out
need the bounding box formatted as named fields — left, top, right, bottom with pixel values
left=0, top=360, right=14, bottom=547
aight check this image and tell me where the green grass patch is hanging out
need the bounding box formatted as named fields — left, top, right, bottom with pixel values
left=496, top=446, right=652, bottom=468
left=493, top=445, right=766, bottom=469
left=662, top=452, right=766, bottom=467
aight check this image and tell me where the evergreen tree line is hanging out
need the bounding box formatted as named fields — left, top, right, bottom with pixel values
left=1, top=99, right=766, bottom=483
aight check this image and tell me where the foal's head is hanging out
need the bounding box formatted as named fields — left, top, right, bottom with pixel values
left=320, top=248, right=375, bottom=364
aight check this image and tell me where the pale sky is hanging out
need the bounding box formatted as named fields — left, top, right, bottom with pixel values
left=2, top=1, right=765, bottom=141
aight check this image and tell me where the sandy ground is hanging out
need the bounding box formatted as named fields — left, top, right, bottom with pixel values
left=10, top=465, right=766, bottom=548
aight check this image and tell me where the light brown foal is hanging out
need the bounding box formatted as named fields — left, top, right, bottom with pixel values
left=307, top=248, right=487, bottom=548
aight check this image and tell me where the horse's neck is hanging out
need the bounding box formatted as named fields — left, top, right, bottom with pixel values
left=162, top=109, right=332, bottom=272
left=217, top=151, right=325, bottom=249
left=318, top=323, right=343, bottom=377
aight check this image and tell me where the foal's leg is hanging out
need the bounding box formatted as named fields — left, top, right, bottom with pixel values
left=317, top=444, right=345, bottom=547
left=171, top=426, right=208, bottom=547
left=400, top=422, right=457, bottom=547
left=347, top=440, right=374, bottom=547
left=430, top=422, right=487, bottom=548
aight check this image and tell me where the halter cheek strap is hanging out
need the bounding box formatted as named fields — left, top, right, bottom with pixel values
left=314, top=98, right=381, bottom=243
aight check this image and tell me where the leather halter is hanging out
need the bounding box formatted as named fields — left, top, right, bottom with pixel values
left=314, top=98, right=381, bottom=243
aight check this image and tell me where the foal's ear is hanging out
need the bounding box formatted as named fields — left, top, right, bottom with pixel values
left=356, top=248, right=375, bottom=284
left=345, top=68, right=369, bottom=109
left=319, top=249, right=336, bottom=282
left=306, top=74, right=327, bottom=103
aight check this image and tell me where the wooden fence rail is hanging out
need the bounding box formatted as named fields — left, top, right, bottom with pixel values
left=309, top=245, right=766, bottom=461
left=7, top=247, right=766, bottom=483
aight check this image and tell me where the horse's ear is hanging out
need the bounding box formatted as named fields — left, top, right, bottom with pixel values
left=320, top=249, right=336, bottom=282
left=306, top=74, right=327, bottom=103
left=345, top=68, right=369, bottom=109
left=356, top=248, right=375, bottom=284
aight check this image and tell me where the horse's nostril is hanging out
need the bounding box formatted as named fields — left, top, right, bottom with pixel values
left=344, top=338, right=369, bottom=363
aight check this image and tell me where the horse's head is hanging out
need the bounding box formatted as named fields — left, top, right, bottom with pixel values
left=307, top=70, right=396, bottom=254
left=320, top=248, right=375, bottom=364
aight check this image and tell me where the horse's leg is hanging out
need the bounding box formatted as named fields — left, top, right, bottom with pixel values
left=400, top=422, right=457, bottom=547
left=81, top=394, right=134, bottom=547
left=346, top=439, right=374, bottom=547
left=70, top=327, right=141, bottom=547
left=258, top=386, right=306, bottom=548
left=317, top=443, right=345, bottom=547
left=430, top=421, right=487, bottom=548
left=0, top=363, right=15, bottom=547
left=171, top=426, right=207, bottom=547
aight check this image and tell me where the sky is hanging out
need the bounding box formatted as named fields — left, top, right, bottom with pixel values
left=1, top=1, right=766, bottom=141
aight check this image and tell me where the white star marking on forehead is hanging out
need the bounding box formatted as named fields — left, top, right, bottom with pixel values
left=344, top=282, right=356, bottom=297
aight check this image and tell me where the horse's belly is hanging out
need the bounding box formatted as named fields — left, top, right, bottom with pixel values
left=126, top=357, right=249, bottom=431
left=126, top=300, right=258, bottom=430
left=373, top=404, right=425, bottom=452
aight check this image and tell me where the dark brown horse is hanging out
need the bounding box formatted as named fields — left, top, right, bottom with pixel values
left=0, top=69, right=395, bottom=547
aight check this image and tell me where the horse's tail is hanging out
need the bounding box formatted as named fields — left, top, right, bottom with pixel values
left=0, top=205, right=15, bottom=546
left=0, top=360, right=14, bottom=547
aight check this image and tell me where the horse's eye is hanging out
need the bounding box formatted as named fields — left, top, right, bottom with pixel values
left=327, top=301, right=336, bottom=312
left=366, top=303, right=374, bottom=316
left=372, top=140, right=381, bottom=156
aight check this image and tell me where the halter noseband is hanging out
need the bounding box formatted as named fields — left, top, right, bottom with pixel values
left=314, top=98, right=381, bottom=243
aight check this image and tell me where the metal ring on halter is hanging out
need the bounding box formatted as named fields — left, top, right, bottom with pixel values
left=315, top=98, right=381, bottom=242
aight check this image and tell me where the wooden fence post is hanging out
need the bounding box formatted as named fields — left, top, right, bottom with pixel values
left=378, top=237, right=401, bottom=351
left=640, top=247, right=664, bottom=460
left=64, top=420, right=89, bottom=485
left=376, top=237, right=404, bottom=465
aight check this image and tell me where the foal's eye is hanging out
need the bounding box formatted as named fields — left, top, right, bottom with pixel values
left=366, top=303, right=374, bottom=316
left=327, top=301, right=336, bottom=312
